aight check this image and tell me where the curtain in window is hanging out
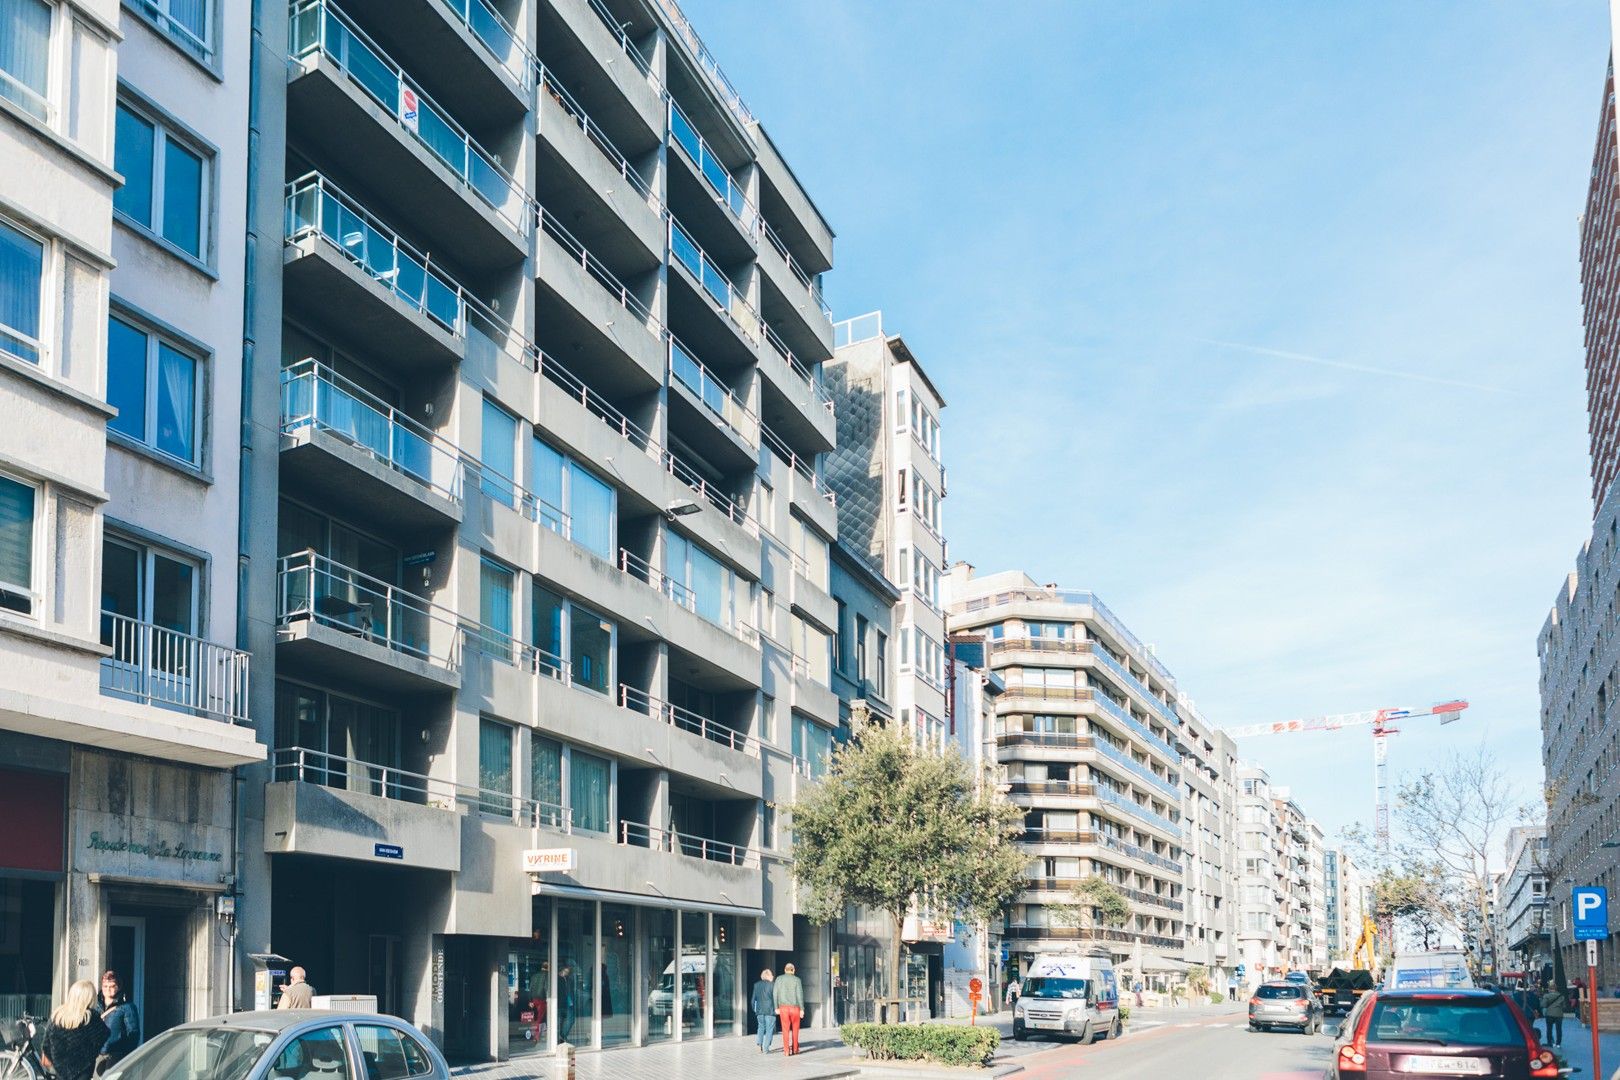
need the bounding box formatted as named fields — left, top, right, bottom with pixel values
left=569, top=603, right=611, bottom=695
left=531, top=734, right=562, bottom=811
left=531, top=437, right=565, bottom=533
left=479, top=559, right=513, bottom=657
left=479, top=717, right=513, bottom=815
left=689, top=543, right=723, bottom=626
left=114, top=105, right=155, bottom=227
left=0, top=219, right=43, bottom=363
left=0, top=475, right=34, bottom=604
left=161, top=138, right=204, bottom=257
left=0, top=0, right=50, bottom=119
left=569, top=463, right=614, bottom=560
left=167, top=0, right=207, bottom=42
left=156, top=342, right=196, bottom=461
left=569, top=750, right=610, bottom=833
left=480, top=399, right=517, bottom=506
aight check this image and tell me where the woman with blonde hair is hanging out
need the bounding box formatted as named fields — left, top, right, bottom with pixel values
left=41, top=980, right=110, bottom=1080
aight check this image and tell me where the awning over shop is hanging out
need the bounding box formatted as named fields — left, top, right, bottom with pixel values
left=534, top=881, right=765, bottom=920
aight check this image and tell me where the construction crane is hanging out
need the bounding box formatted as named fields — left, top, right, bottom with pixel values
left=1224, top=700, right=1469, bottom=951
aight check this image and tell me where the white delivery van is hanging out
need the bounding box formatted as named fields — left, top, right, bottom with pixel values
left=1385, top=950, right=1473, bottom=991
left=1012, top=953, right=1121, bottom=1043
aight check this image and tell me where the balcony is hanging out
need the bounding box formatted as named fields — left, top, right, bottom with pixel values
left=282, top=173, right=466, bottom=372
left=1002, top=926, right=1182, bottom=951
left=620, top=686, right=758, bottom=758
left=616, top=550, right=761, bottom=683
left=275, top=550, right=463, bottom=693
left=668, top=336, right=758, bottom=469
left=340, top=0, right=532, bottom=121
left=538, top=0, right=664, bottom=138
left=535, top=203, right=665, bottom=389
left=668, top=217, right=760, bottom=364
left=286, top=0, right=529, bottom=268
left=758, top=219, right=833, bottom=358
left=279, top=360, right=464, bottom=530
left=1089, top=645, right=1181, bottom=731
left=1096, top=786, right=1182, bottom=841
left=757, top=322, right=836, bottom=455
left=1089, top=692, right=1182, bottom=765
left=667, top=99, right=758, bottom=252
left=99, top=612, right=251, bottom=727
left=762, top=425, right=836, bottom=537
left=1092, top=737, right=1181, bottom=802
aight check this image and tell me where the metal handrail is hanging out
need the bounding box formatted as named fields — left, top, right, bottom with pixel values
left=620, top=685, right=758, bottom=756
left=761, top=219, right=830, bottom=319
left=620, top=820, right=757, bottom=867
left=539, top=63, right=659, bottom=209
left=619, top=548, right=696, bottom=611
left=276, top=549, right=464, bottom=670
left=763, top=322, right=835, bottom=412
left=538, top=203, right=660, bottom=334
left=99, top=611, right=250, bottom=724
left=668, top=98, right=758, bottom=235
left=990, top=637, right=1091, bottom=656
left=537, top=347, right=658, bottom=452
left=280, top=359, right=465, bottom=503
left=650, top=0, right=756, bottom=132
left=288, top=0, right=530, bottom=233
left=761, top=425, right=835, bottom=505
left=583, top=0, right=654, bottom=78
left=436, top=0, right=532, bottom=89
left=669, top=217, right=760, bottom=343
left=669, top=336, right=759, bottom=444
left=271, top=745, right=563, bottom=827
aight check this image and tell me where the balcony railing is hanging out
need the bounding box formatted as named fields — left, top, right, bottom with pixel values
left=288, top=0, right=530, bottom=233
left=620, top=685, right=758, bottom=756
left=670, top=218, right=759, bottom=342
left=285, top=172, right=465, bottom=334
left=621, top=820, right=757, bottom=867
left=540, top=63, right=659, bottom=210
left=99, top=612, right=250, bottom=725
left=998, top=730, right=1089, bottom=749
left=991, top=636, right=1090, bottom=657
left=670, top=336, right=758, bottom=444
left=436, top=0, right=531, bottom=89
left=1002, top=926, right=1182, bottom=950
left=1092, top=737, right=1181, bottom=801
left=762, top=425, right=835, bottom=505
left=538, top=203, right=660, bottom=335
left=763, top=322, right=835, bottom=414
left=1096, top=785, right=1182, bottom=840
left=277, top=550, right=463, bottom=670
left=584, top=0, right=654, bottom=80
left=957, top=585, right=1180, bottom=692
left=1090, top=645, right=1181, bottom=730
left=1007, top=779, right=1093, bottom=798
left=1089, top=691, right=1182, bottom=764
left=650, top=0, right=755, bottom=131
left=280, top=359, right=465, bottom=504
left=668, top=100, right=758, bottom=235
left=664, top=452, right=754, bottom=532
left=271, top=745, right=565, bottom=827
left=619, top=548, right=696, bottom=610
left=761, top=220, right=831, bottom=320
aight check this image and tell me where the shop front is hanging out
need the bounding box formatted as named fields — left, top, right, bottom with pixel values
left=0, top=751, right=66, bottom=1029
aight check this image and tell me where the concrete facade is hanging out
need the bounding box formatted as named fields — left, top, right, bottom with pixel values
left=0, top=0, right=260, bottom=1040
left=1498, top=825, right=1550, bottom=978
left=1582, top=45, right=1620, bottom=509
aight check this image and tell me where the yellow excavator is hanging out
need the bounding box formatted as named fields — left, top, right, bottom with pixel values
left=1318, top=918, right=1380, bottom=1016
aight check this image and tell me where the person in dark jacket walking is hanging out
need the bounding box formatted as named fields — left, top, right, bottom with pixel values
left=95, top=969, right=141, bottom=1068
left=41, top=980, right=109, bottom=1080
left=1540, top=984, right=1567, bottom=1047
left=751, top=969, right=776, bottom=1053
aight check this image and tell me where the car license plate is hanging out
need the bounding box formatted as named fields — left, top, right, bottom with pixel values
left=1396, top=1056, right=1489, bottom=1075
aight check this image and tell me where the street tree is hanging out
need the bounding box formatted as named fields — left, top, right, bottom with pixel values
left=1049, top=875, right=1131, bottom=939
left=787, top=717, right=1027, bottom=1017
left=1374, top=860, right=1458, bottom=952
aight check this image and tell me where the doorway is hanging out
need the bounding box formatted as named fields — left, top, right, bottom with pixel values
left=367, top=935, right=401, bottom=1017
left=107, top=916, right=146, bottom=1039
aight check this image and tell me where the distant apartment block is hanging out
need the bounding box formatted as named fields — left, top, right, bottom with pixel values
left=1582, top=58, right=1620, bottom=509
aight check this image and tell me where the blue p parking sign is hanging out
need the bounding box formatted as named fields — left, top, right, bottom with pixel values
left=1574, top=886, right=1609, bottom=941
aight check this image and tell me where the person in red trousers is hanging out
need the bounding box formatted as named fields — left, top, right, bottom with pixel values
left=773, top=962, right=805, bottom=1056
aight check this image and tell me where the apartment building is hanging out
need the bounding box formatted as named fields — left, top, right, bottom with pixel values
left=944, top=568, right=1190, bottom=978
left=228, top=0, right=842, bottom=1059
left=1581, top=52, right=1620, bottom=509
left=0, top=0, right=262, bottom=1037
left=1178, top=712, right=1239, bottom=997
left=1236, top=765, right=1284, bottom=986
left=826, top=311, right=948, bottom=749
left=1498, top=825, right=1550, bottom=978
left=1324, top=848, right=1369, bottom=967
left=1270, top=791, right=1317, bottom=972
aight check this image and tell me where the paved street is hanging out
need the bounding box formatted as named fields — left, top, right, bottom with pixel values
left=1009, top=1006, right=1332, bottom=1079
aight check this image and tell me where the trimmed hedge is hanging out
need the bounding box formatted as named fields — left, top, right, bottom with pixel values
left=841, top=1022, right=1001, bottom=1067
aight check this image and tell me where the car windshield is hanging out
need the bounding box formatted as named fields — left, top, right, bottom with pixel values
left=103, top=1027, right=277, bottom=1080
left=1023, top=977, right=1087, bottom=999
left=1368, top=999, right=1521, bottom=1047
left=1257, top=985, right=1305, bottom=999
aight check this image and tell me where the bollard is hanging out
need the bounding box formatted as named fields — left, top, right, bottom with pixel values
left=551, top=1041, right=575, bottom=1080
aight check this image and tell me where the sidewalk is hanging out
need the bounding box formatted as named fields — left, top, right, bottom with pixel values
left=452, top=1033, right=860, bottom=1080
left=1561, top=1020, right=1620, bottom=1079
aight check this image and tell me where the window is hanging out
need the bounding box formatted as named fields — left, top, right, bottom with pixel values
left=100, top=534, right=198, bottom=641
left=0, top=473, right=36, bottom=614
left=131, top=0, right=213, bottom=61
left=894, top=388, right=907, bottom=431
left=0, top=0, right=51, bottom=121
left=531, top=733, right=562, bottom=824
left=0, top=218, right=44, bottom=364
left=478, top=717, right=513, bottom=816
left=789, top=514, right=828, bottom=589
left=531, top=583, right=614, bottom=694
left=351, top=1024, right=433, bottom=1080
left=480, top=398, right=518, bottom=506
left=761, top=802, right=776, bottom=849
left=792, top=615, right=829, bottom=685
left=855, top=614, right=869, bottom=683
left=532, top=436, right=616, bottom=560
left=570, top=748, right=611, bottom=833
left=793, top=716, right=834, bottom=778
left=833, top=599, right=847, bottom=672
left=114, top=100, right=209, bottom=260
left=274, top=680, right=401, bottom=793
left=896, top=468, right=906, bottom=508
left=478, top=557, right=514, bottom=658
left=759, top=693, right=775, bottom=742
left=268, top=1025, right=351, bottom=1080
left=875, top=631, right=888, bottom=696
left=666, top=529, right=736, bottom=629
left=107, top=312, right=201, bottom=463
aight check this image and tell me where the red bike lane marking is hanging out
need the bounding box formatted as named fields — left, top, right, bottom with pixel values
left=1010, top=1013, right=1248, bottom=1078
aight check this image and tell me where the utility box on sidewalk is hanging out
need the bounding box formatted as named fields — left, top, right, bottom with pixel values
left=1595, top=998, right=1620, bottom=1032
left=551, top=1042, right=575, bottom=1080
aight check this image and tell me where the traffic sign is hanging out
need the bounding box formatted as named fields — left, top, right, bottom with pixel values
left=1589, top=940, right=1599, bottom=967
left=1575, top=886, right=1609, bottom=942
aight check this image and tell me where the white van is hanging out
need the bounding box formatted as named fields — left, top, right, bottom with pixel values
left=1012, top=953, right=1121, bottom=1043
left=1385, top=950, right=1473, bottom=991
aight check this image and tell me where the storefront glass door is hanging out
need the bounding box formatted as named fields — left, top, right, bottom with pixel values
left=599, top=905, right=633, bottom=1047
left=643, top=909, right=675, bottom=1044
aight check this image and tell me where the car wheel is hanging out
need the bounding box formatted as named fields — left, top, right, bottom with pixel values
left=1089, top=1020, right=1105, bottom=1044
left=1012, top=1022, right=1025, bottom=1042
left=1111, top=1018, right=1122, bottom=1039
left=1248, top=1021, right=1259, bottom=1031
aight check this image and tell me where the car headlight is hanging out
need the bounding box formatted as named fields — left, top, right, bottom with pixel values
left=1066, top=1007, right=1086, bottom=1021
left=1014, top=1002, right=1027, bottom=1017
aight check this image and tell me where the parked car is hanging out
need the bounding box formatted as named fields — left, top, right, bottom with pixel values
left=1011, top=952, right=1121, bottom=1043
left=99, top=1011, right=450, bottom=1080
left=1248, top=981, right=1324, bottom=1034
left=1326, top=988, right=1559, bottom=1079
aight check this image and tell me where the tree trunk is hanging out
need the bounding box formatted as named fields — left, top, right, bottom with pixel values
left=888, top=912, right=906, bottom=1024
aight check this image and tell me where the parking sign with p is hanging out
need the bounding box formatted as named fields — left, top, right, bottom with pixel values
left=1574, top=886, right=1609, bottom=941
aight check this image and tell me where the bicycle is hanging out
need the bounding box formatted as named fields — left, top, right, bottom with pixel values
left=0, top=1015, right=46, bottom=1080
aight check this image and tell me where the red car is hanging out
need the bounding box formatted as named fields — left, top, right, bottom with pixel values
left=1327, top=987, right=1560, bottom=1078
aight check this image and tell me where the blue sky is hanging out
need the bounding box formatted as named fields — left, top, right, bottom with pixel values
left=683, top=1, right=1607, bottom=847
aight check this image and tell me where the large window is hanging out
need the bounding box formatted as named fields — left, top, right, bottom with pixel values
left=478, top=716, right=513, bottom=816
left=791, top=616, right=829, bottom=685
left=107, top=312, right=201, bottom=463
left=274, top=680, right=402, bottom=796
left=114, top=100, right=209, bottom=259
left=789, top=515, right=828, bottom=589
left=131, top=0, right=212, bottom=61
left=100, top=534, right=198, bottom=640
left=792, top=716, right=835, bottom=779
left=0, top=472, right=36, bottom=614
left=0, top=218, right=44, bottom=364
left=532, top=437, right=615, bottom=560
left=0, top=0, right=50, bottom=120
left=477, top=556, right=515, bottom=658
left=480, top=398, right=518, bottom=506
left=532, top=584, right=614, bottom=694
left=531, top=733, right=562, bottom=823
left=666, top=530, right=736, bottom=630
left=569, top=749, right=610, bottom=834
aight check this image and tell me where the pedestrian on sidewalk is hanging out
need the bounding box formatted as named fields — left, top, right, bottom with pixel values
left=1541, top=983, right=1568, bottom=1047
left=752, top=969, right=777, bottom=1053
left=774, top=963, right=805, bottom=1056
left=40, top=980, right=109, bottom=1080
left=1004, top=978, right=1021, bottom=1009
left=277, top=967, right=315, bottom=1010
left=95, top=969, right=141, bottom=1070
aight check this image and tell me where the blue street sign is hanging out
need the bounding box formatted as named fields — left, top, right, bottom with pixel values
left=374, top=843, right=404, bottom=860
left=1235, top=964, right=1247, bottom=976
left=1574, top=886, right=1609, bottom=941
